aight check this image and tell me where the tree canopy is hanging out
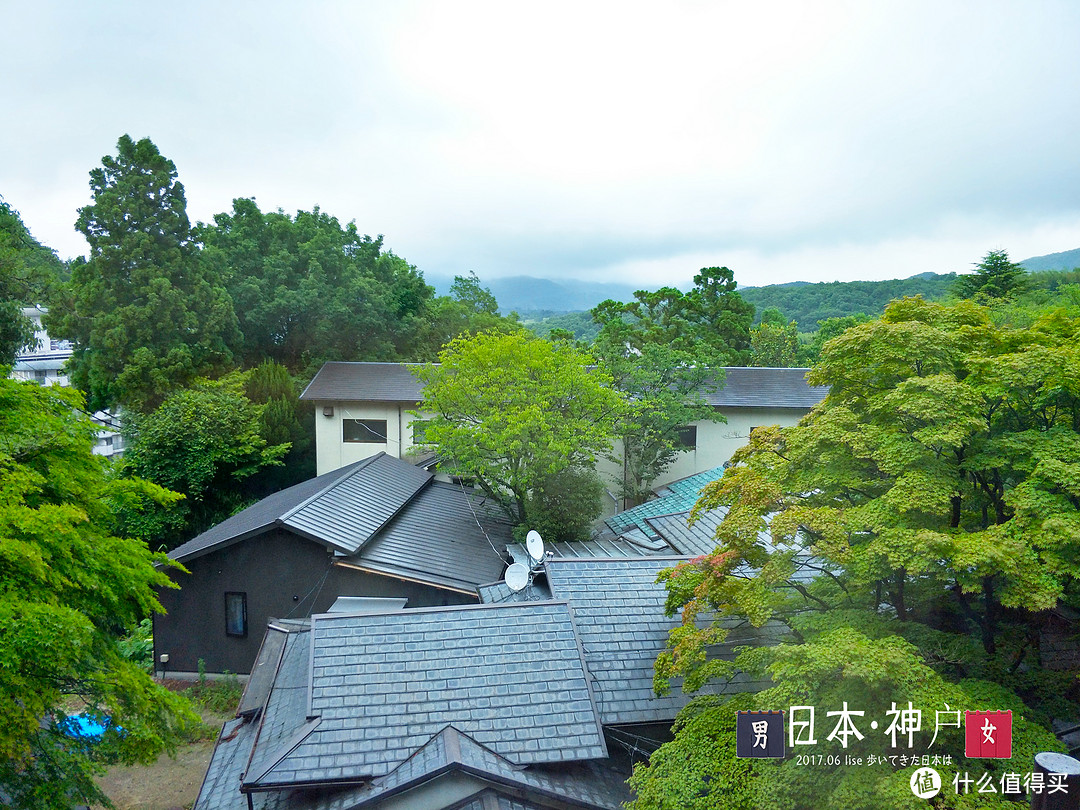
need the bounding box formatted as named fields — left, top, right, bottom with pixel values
left=0, top=199, right=65, bottom=365
left=633, top=296, right=1080, bottom=808
left=415, top=331, right=626, bottom=535
left=45, top=135, right=238, bottom=412
left=0, top=376, right=198, bottom=807
left=954, top=248, right=1029, bottom=301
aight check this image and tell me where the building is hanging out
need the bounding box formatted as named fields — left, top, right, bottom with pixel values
left=11, top=306, right=125, bottom=457
left=299, top=361, right=829, bottom=500
left=155, top=452, right=515, bottom=675
left=192, top=555, right=783, bottom=810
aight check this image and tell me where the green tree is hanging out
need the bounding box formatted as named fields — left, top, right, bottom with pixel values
left=954, top=248, right=1029, bottom=301
left=750, top=320, right=799, bottom=367
left=199, top=197, right=432, bottom=372
left=120, top=373, right=290, bottom=548
left=45, top=135, right=238, bottom=413
left=244, top=360, right=315, bottom=492
left=0, top=199, right=65, bottom=365
left=0, top=376, right=199, bottom=808
left=415, top=271, right=519, bottom=358
left=591, top=266, right=754, bottom=366
left=634, top=297, right=1080, bottom=807
left=415, top=331, right=626, bottom=533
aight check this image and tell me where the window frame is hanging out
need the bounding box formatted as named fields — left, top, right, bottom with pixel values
left=674, top=424, right=697, bottom=451
left=342, top=418, right=389, bottom=444
left=224, top=592, right=248, bottom=638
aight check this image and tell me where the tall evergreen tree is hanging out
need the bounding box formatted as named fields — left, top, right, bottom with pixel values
left=46, top=135, right=238, bottom=412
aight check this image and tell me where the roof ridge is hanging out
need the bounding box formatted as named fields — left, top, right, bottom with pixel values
left=277, top=452, right=385, bottom=524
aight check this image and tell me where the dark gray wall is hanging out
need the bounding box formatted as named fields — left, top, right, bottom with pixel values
left=155, top=528, right=475, bottom=674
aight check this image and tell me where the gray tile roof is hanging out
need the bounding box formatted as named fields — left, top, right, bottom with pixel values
left=701, top=367, right=828, bottom=408
left=300, top=363, right=828, bottom=409
left=545, top=557, right=772, bottom=725
left=357, top=482, right=513, bottom=592
left=246, top=601, right=607, bottom=787
left=604, top=465, right=725, bottom=537
left=300, top=362, right=425, bottom=402
left=646, top=508, right=726, bottom=557
left=341, top=726, right=630, bottom=809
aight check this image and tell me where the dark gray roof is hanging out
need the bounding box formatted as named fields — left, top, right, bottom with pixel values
left=545, top=557, right=772, bottom=725
left=279, top=454, right=431, bottom=554
left=357, top=482, right=512, bottom=593
left=300, top=362, right=827, bottom=409
left=646, top=508, right=726, bottom=557
left=245, top=602, right=607, bottom=787
left=701, top=367, right=827, bottom=408
left=300, top=362, right=424, bottom=402
left=168, top=460, right=374, bottom=562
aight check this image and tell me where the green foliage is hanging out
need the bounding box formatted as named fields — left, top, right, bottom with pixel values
left=0, top=199, right=65, bottom=365
left=591, top=266, right=754, bottom=365
left=750, top=319, right=799, bottom=367
left=954, top=249, right=1029, bottom=301
left=183, top=669, right=243, bottom=716
left=414, top=271, right=520, bottom=357
left=740, top=274, right=958, bottom=330
left=640, top=296, right=1080, bottom=807
left=199, top=197, right=433, bottom=372
left=521, top=466, right=606, bottom=542
left=46, top=135, right=238, bottom=412
left=116, top=618, right=154, bottom=673
left=0, top=377, right=200, bottom=807
left=120, top=373, right=290, bottom=548
left=245, top=360, right=315, bottom=490
left=416, top=331, right=626, bottom=530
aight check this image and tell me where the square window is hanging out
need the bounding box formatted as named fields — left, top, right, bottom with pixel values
left=343, top=419, right=388, bottom=443
left=225, top=592, right=247, bottom=637
left=674, top=425, right=697, bottom=451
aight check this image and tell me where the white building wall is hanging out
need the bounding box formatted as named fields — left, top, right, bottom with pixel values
left=314, top=400, right=433, bottom=475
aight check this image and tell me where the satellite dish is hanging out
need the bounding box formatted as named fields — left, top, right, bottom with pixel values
left=525, top=530, right=545, bottom=564
left=504, top=563, right=530, bottom=593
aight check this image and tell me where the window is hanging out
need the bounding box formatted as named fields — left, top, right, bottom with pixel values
left=343, top=418, right=388, bottom=443
left=411, top=419, right=431, bottom=445
left=225, top=592, right=247, bottom=637
left=33, top=370, right=48, bottom=385
left=674, top=425, right=697, bottom=451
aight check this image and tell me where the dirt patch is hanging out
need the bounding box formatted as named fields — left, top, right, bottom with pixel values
left=94, top=680, right=237, bottom=810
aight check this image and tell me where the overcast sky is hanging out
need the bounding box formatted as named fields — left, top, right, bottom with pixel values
left=3, top=1, right=1079, bottom=289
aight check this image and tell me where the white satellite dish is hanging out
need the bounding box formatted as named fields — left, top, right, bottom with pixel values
left=525, top=530, right=545, bottom=564
left=504, top=563, right=530, bottom=593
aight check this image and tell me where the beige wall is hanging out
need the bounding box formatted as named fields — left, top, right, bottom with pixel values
left=314, top=400, right=432, bottom=475
left=595, top=406, right=810, bottom=511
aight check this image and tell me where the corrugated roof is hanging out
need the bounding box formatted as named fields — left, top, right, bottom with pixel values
left=168, top=453, right=430, bottom=561
left=300, top=362, right=828, bottom=409
left=545, top=557, right=772, bottom=725
left=280, top=453, right=431, bottom=554
left=247, top=602, right=607, bottom=787
left=300, top=361, right=425, bottom=402
left=355, top=482, right=513, bottom=592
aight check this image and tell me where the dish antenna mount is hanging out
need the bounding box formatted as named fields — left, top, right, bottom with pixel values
left=525, top=530, right=546, bottom=567
left=504, top=563, right=530, bottom=593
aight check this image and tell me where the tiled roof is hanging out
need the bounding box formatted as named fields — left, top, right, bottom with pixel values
left=300, top=362, right=425, bottom=402
left=245, top=602, right=607, bottom=787
left=300, top=363, right=828, bottom=409
left=604, top=465, right=726, bottom=537
left=646, top=507, right=727, bottom=557
left=545, top=557, right=772, bottom=725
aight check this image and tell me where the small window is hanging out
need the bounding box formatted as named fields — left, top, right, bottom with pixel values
left=674, top=425, right=697, bottom=450
left=749, top=426, right=760, bottom=437
left=343, top=418, right=388, bottom=443
left=34, top=370, right=48, bottom=385
left=411, top=419, right=431, bottom=444
left=225, top=592, right=247, bottom=637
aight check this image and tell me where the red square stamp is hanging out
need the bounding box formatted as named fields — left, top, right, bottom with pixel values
left=965, top=710, right=1012, bottom=758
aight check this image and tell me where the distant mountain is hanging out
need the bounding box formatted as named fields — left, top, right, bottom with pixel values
left=1020, top=247, right=1080, bottom=273
left=425, top=273, right=641, bottom=315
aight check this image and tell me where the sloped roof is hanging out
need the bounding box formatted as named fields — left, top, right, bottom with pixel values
left=603, top=465, right=725, bottom=538
left=168, top=453, right=430, bottom=561
left=245, top=602, right=607, bottom=788
left=300, top=361, right=424, bottom=402
left=355, top=482, right=512, bottom=593
left=545, top=557, right=772, bottom=725
left=300, top=362, right=828, bottom=409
